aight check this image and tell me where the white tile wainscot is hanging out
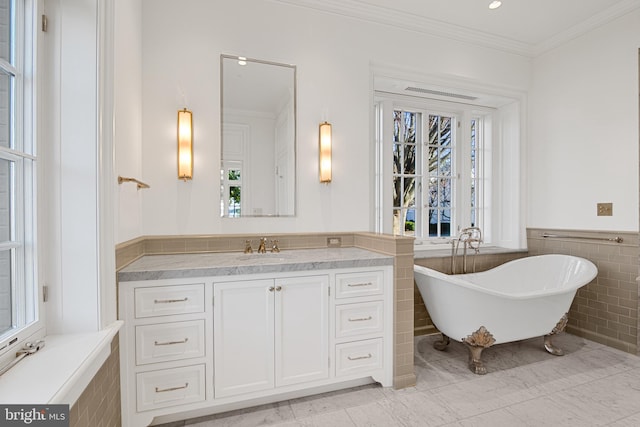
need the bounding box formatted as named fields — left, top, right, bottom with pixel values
left=117, top=248, right=394, bottom=427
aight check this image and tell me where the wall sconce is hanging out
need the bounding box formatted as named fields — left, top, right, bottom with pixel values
left=319, top=121, right=332, bottom=183
left=177, top=108, right=193, bottom=180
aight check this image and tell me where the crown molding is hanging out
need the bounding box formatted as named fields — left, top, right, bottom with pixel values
left=270, top=0, right=640, bottom=58
left=532, top=0, right=640, bottom=56
left=270, top=0, right=533, bottom=56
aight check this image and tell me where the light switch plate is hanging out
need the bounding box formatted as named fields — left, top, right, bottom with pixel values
left=597, top=202, right=613, bottom=216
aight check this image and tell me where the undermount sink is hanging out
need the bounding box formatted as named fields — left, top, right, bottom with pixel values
left=235, top=253, right=293, bottom=262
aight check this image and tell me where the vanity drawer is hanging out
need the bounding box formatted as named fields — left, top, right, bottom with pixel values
left=135, top=320, right=205, bottom=366
left=335, top=338, right=383, bottom=377
left=135, top=284, right=205, bottom=318
left=335, top=301, right=383, bottom=339
left=335, top=271, right=383, bottom=299
left=136, top=364, right=206, bottom=412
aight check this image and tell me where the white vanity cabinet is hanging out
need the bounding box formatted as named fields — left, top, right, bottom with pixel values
left=118, top=280, right=213, bottom=427
left=333, top=270, right=387, bottom=378
left=213, top=275, right=329, bottom=398
left=117, top=249, right=393, bottom=427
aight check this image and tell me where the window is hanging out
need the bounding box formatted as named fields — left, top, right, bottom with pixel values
left=0, top=0, right=38, bottom=353
left=424, top=112, right=455, bottom=238
left=377, top=95, right=490, bottom=243
left=221, top=160, right=243, bottom=217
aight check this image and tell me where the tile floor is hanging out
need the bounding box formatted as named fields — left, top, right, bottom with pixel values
left=159, top=333, right=640, bottom=426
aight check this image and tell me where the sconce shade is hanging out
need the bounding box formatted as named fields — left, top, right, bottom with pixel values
left=178, top=108, right=193, bottom=180
left=319, top=122, right=332, bottom=183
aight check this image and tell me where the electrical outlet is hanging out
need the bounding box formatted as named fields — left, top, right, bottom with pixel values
left=327, top=237, right=342, bottom=247
left=597, top=202, right=613, bottom=216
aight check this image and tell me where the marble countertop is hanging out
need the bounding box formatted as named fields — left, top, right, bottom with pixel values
left=118, top=247, right=394, bottom=282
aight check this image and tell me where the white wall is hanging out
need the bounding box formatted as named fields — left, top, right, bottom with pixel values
left=528, top=10, right=639, bottom=231
left=114, top=0, right=143, bottom=243
left=136, top=0, right=531, bottom=239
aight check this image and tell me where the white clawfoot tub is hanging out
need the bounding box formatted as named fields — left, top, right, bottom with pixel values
left=414, top=254, right=598, bottom=374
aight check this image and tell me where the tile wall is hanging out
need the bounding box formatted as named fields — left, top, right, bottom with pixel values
left=69, top=334, right=121, bottom=427
left=355, top=233, right=416, bottom=389
left=115, top=232, right=417, bottom=389
left=527, top=228, right=639, bottom=354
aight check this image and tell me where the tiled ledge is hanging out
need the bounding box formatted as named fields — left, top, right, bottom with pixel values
left=527, top=227, right=638, bottom=248
left=414, top=245, right=527, bottom=260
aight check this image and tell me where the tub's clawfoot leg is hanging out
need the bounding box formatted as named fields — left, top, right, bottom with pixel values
left=433, top=334, right=450, bottom=351
left=462, top=326, right=496, bottom=375
left=544, top=313, right=569, bottom=356
left=465, top=345, right=488, bottom=375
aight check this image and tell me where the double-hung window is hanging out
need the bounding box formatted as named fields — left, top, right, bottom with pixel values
left=0, top=0, right=39, bottom=357
left=377, top=95, right=490, bottom=243
left=221, top=160, right=243, bottom=217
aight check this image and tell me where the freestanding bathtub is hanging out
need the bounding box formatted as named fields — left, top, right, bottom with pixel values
left=414, top=254, right=598, bottom=374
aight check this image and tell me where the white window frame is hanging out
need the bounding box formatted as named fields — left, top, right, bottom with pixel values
left=0, top=0, right=42, bottom=364
left=375, top=93, right=493, bottom=245
left=221, top=160, right=244, bottom=218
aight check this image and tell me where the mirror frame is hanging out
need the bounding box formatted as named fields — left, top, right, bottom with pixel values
left=220, top=54, right=297, bottom=218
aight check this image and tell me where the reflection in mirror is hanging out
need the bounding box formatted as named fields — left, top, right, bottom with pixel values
left=220, top=55, right=296, bottom=217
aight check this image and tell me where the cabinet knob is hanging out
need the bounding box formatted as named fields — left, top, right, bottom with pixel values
left=275, top=286, right=282, bottom=292
left=268, top=286, right=275, bottom=292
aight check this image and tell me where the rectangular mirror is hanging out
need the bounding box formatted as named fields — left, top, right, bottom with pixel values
left=220, top=55, right=296, bottom=217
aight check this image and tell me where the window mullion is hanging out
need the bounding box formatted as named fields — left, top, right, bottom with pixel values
left=456, top=112, right=469, bottom=231
left=415, top=113, right=422, bottom=238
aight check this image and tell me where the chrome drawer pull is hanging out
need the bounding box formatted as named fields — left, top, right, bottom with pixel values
left=347, top=282, right=372, bottom=287
left=154, top=338, right=189, bottom=346
left=154, top=297, right=188, bottom=304
left=347, top=353, right=372, bottom=361
left=348, top=316, right=372, bottom=322
left=155, top=382, right=189, bottom=393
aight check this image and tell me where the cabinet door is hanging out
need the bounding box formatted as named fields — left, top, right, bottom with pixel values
left=214, top=279, right=275, bottom=398
left=275, top=275, right=329, bottom=387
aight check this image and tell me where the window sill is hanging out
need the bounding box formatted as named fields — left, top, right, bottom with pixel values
left=0, top=320, right=123, bottom=405
left=414, top=245, right=527, bottom=259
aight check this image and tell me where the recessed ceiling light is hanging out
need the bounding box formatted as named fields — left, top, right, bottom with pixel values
left=489, top=1, right=502, bottom=9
